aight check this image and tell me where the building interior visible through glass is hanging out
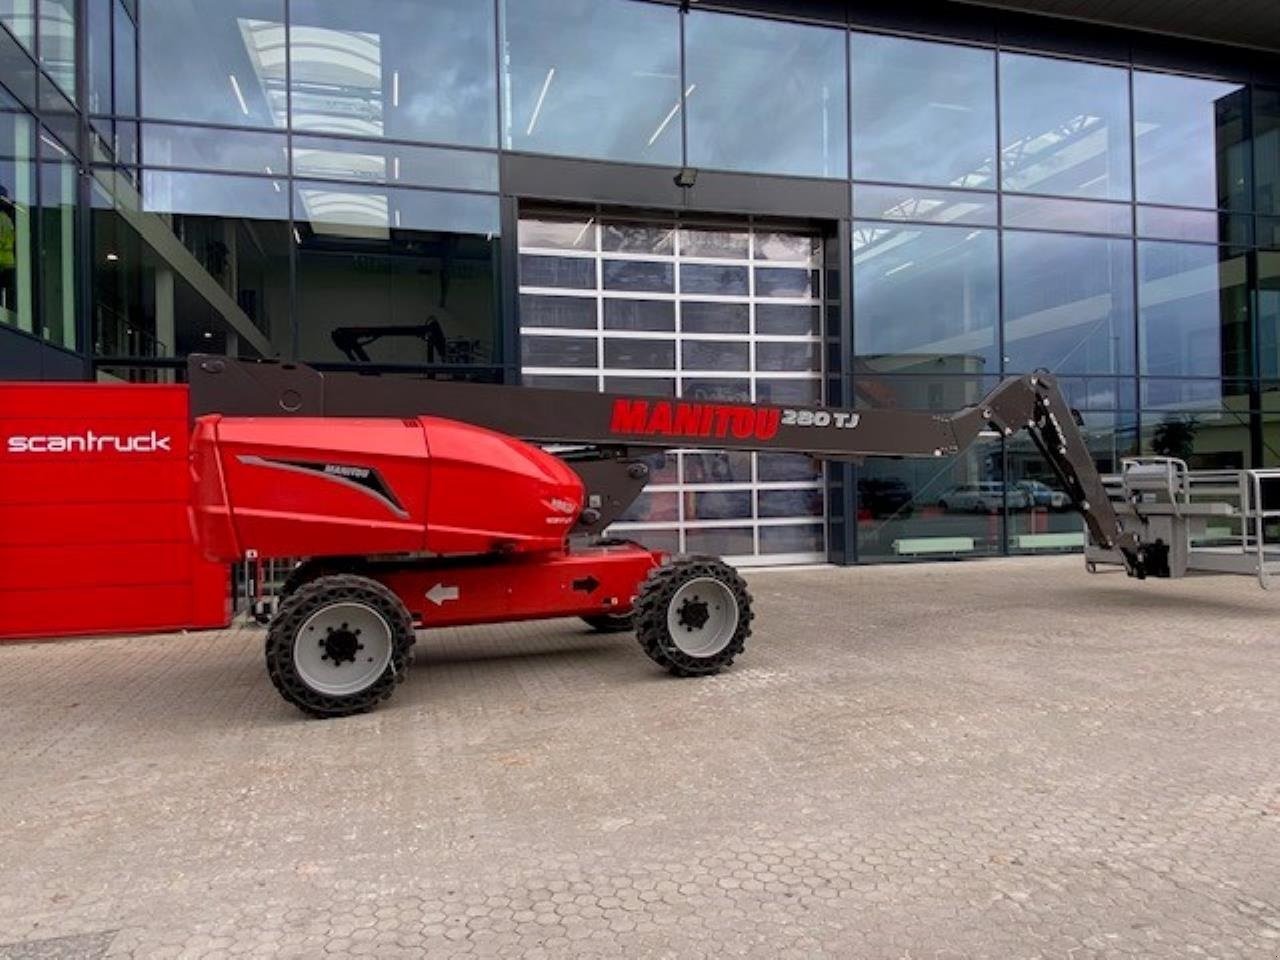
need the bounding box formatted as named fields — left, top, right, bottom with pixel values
left=0, top=0, right=1269, bottom=561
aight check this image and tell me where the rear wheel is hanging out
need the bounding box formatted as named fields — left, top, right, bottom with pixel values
left=266, top=573, right=414, bottom=718
left=634, top=558, right=752, bottom=677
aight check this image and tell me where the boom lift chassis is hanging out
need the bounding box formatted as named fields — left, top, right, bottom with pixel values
left=190, top=357, right=1165, bottom=717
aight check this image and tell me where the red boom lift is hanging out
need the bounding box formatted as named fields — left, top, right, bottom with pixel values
left=187, top=356, right=1159, bottom=718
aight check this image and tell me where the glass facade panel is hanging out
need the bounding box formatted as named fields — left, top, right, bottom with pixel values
left=521, top=293, right=594, bottom=329
left=520, top=254, right=594, bottom=289
left=294, top=181, right=499, bottom=236
left=88, top=0, right=110, bottom=114
left=143, top=170, right=287, bottom=221
left=92, top=167, right=290, bottom=360
left=682, top=227, right=748, bottom=259
left=1136, top=205, right=1246, bottom=244
left=1138, top=241, right=1250, bottom=380
left=853, top=222, right=999, bottom=375
left=756, top=304, right=820, bottom=336
left=1257, top=87, right=1280, bottom=216
left=850, top=33, right=996, bottom=189
left=16, top=0, right=1280, bottom=566
left=0, top=18, right=35, bottom=107
left=142, top=123, right=288, bottom=175
left=0, top=110, right=32, bottom=336
left=686, top=11, right=846, bottom=178
left=684, top=301, right=748, bottom=334
left=602, top=259, right=673, bottom=292
left=1134, top=71, right=1249, bottom=210
left=0, top=0, right=34, bottom=51
left=295, top=203, right=498, bottom=365
left=38, top=133, right=74, bottom=348
left=501, top=0, right=680, bottom=165
left=1002, top=231, right=1134, bottom=375
left=602, top=221, right=674, bottom=255
left=856, top=438, right=1004, bottom=560
left=604, top=298, right=673, bottom=332
left=1140, top=400, right=1252, bottom=469
left=1001, top=195, right=1131, bottom=235
left=522, top=335, right=594, bottom=368
left=999, top=53, right=1130, bottom=200
left=518, top=213, right=595, bottom=251
left=603, top=337, right=675, bottom=369
left=288, top=0, right=495, bottom=146
left=853, top=183, right=997, bottom=226
left=1007, top=410, right=1136, bottom=551
left=38, top=0, right=74, bottom=97
left=140, top=0, right=286, bottom=128
left=1262, top=248, right=1280, bottom=380
left=290, top=136, right=497, bottom=191
left=681, top=263, right=746, bottom=296
left=114, top=0, right=136, bottom=116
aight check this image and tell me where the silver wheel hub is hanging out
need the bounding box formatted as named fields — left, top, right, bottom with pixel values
left=294, top=602, right=394, bottom=697
left=667, top=577, right=739, bottom=658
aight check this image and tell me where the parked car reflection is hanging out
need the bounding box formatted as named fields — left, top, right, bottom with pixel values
left=857, top=477, right=914, bottom=518
left=937, top=481, right=1031, bottom=513
left=1015, top=479, right=1069, bottom=510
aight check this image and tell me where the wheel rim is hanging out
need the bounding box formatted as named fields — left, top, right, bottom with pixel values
left=666, top=577, right=739, bottom=658
left=293, top=601, right=394, bottom=697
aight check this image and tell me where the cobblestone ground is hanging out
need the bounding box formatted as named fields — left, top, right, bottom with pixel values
left=1, top=556, right=1278, bottom=959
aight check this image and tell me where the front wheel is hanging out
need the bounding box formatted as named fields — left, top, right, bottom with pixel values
left=266, top=573, right=415, bottom=718
left=634, top=558, right=752, bottom=677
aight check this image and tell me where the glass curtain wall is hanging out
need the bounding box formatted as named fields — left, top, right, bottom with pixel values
left=849, top=30, right=1272, bottom=560
left=52, top=0, right=1280, bottom=561
left=97, top=0, right=503, bottom=380
left=0, top=3, right=81, bottom=356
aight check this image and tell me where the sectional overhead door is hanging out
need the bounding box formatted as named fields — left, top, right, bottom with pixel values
left=517, top=210, right=828, bottom=565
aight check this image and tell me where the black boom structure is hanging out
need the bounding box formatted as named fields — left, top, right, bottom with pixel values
left=188, top=356, right=1159, bottom=578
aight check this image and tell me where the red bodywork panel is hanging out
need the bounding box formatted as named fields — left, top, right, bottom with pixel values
left=1, top=379, right=660, bottom=643
left=0, top=383, right=229, bottom=641
left=191, top=414, right=585, bottom=563
left=379, top=543, right=660, bottom=627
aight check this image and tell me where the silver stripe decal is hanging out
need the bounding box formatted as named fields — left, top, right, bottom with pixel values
left=236, top=455, right=411, bottom=519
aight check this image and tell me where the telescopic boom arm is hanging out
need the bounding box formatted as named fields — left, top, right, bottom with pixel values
left=188, top=357, right=1156, bottom=578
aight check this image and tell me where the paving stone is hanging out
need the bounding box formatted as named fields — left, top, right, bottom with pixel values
left=0, top=557, right=1277, bottom=958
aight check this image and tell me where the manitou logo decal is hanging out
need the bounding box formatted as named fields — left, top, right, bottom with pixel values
left=6, top=430, right=173, bottom=454
left=322, top=464, right=371, bottom=479
left=610, top=399, right=781, bottom=442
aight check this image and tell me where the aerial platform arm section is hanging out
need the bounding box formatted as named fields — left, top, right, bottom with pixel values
left=188, top=357, right=1155, bottom=578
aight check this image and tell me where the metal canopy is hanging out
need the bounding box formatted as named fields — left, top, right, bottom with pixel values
left=954, top=0, right=1280, bottom=52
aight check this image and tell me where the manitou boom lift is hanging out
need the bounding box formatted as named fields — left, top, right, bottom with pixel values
left=188, top=357, right=1163, bottom=718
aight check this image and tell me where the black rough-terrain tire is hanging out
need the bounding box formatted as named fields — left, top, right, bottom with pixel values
left=634, top=557, right=752, bottom=677
left=266, top=574, right=415, bottom=718
left=581, top=613, right=634, bottom=633
left=279, top=558, right=366, bottom=601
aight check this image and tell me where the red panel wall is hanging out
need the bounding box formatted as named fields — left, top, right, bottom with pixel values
left=0, top=383, right=230, bottom=640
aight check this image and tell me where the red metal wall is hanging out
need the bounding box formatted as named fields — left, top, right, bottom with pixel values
left=0, top=383, right=230, bottom=640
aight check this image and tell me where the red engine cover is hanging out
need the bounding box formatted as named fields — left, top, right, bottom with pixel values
left=192, top=415, right=584, bottom=562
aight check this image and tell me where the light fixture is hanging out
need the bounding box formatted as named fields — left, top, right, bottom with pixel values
left=526, top=67, right=556, bottom=137
left=649, top=84, right=695, bottom=147
left=202, top=330, right=214, bottom=340
left=674, top=167, right=698, bottom=189
left=228, top=73, right=250, bottom=116
left=105, top=252, right=119, bottom=262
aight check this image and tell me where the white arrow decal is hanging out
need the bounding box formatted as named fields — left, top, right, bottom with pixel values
left=425, top=583, right=460, bottom=606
